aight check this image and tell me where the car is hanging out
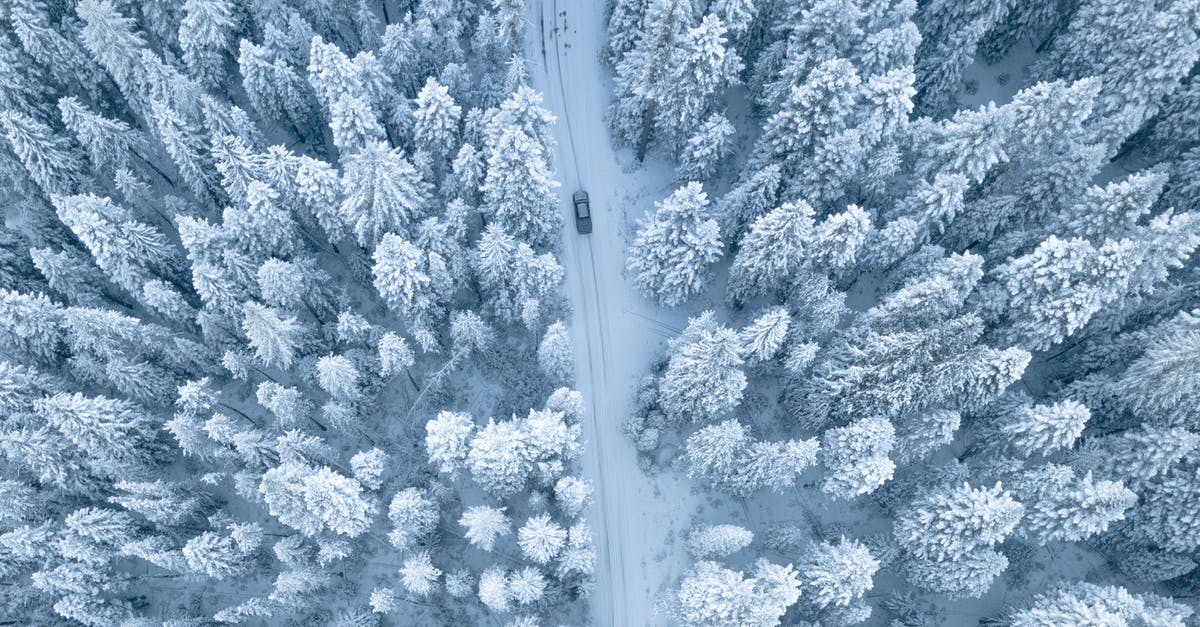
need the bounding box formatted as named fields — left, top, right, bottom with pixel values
left=573, top=190, right=592, bottom=234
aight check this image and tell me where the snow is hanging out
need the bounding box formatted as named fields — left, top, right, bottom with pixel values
left=526, top=1, right=704, bottom=622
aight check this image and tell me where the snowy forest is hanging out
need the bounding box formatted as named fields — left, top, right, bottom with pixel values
left=1, top=0, right=1200, bottom=625
left=0, top=0, right=595, bottom=625
left=611, top=0, right=1200, bottom=624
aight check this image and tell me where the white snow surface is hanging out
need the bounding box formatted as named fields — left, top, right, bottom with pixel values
left=526, top=1, right=702, bottom=624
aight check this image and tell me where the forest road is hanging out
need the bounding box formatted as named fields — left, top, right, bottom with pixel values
left=526, top=1, right=695, bottom=625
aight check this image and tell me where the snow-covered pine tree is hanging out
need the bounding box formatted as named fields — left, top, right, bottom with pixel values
left=628, top=183, right=723, bottom=307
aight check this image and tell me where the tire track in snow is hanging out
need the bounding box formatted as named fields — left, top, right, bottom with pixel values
left=539, top=4, right=624, bottom=624
left=530, top=1, right=686, bottom=623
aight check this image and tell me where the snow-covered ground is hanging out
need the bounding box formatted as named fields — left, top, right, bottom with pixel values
left=526, top=1, right=702, bottom=623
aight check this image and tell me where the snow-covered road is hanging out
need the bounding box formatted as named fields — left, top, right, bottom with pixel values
left=525, top=1, right=699, bottom=624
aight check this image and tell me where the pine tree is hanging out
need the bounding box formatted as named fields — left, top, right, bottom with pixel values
left=553, top=476, right=592, bottom=518
left=1012, top=464, right=1137, bottom=545
left=738, top=308, right=790, bottom=363
left=913, top=0, right=1012, bottom=115
left=76, top=0, right=148, bottom=98
left=1115, top=313, right=1200, bottom=423
left=1001, top=400, right=1091, bottom=458
left=727, top=200, right=814, bottom=304
left=387, top=487, right=439, bottom=551
left=980, top=235, right=1141, bottom=351
left=109, top=480, right=205, bottom=526
left=223, top=182, right=299, bottom=260
left=340, top=142, right=431, bottom=246
left=798, top=538, right=879, bottom=611
left=52, top=193, right=180, bottom=295
left=0, top=111, right=84, bottom=196
left=655, top=15, right=743, bottom=151
left=377, top=332, right=415, bottom=379
left=1084, top=426, right=1200, bottom=488
left=179, top=0, right=239, bottom=88
left=715, top=163, right=782, bottom=239
left=537, top=321, right=575, bottom=384
left=478, top=565, right=511, bottom=613
left=894, top=410, right=961, bottom=465
left=149, top=99, right=220, bottom=203
left=37, top=392, right=161, bottom=475
left=674, top=559, right=801, bottom=627
left=609, top=0, right=698, bottom=149
left=677, top=112, right=736, bottom=181
left=0, top=289, right=64, bottom=364
left=260, top=462, right=376, bottom=537
left=682, top=419, right=818, bottom=497
left=182, top=528, right=256, bottom=580
left=659, top=312, right=745, bottom=423
left=754, top=58, right=860, bottom=177
left=859, top=252, right=983, bottom=333
left=481, top=127, right=560, bottom=249
left=905, top=547, right=1009, bottom=599
left=1128, top=465, right=1200, bottom=552
left=472, top=223, right=564, bottom=328
left=1009, top=582, right=1193, bottom=627
left=425, top=410, right=475, bottom=476
left=894, top=482, right=1023, bottom=562
left=241, top=301, right=304, bottom=370
left=238, top=40, right=320, bottom=139
left=467, top=417, right=533, bottom=497
left=685, top=524, right=753, bottom=559
left=810, top=204, right=872, bottom=274
left=628, top=183, right=723, bottom=307
left=372, top=233, right=453, bottom=341
left=518, top=514, right=567, bottom=564
left=328, top=93, right=386, bottom=153
left=606, top=0, right=649, bottom=66
left=315, top=354, right=361, bottom=401
left=412, top=76, right=462, bottom=160
left=57, top=97, right=145, bottom=175
left=819, top=416, right=896, bottom=500
left=460, top=504, right=510, bottom=552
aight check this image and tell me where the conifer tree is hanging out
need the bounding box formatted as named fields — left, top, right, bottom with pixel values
left=1012, top=464, right=1136, bottom=545
left=372, top=233, right=453, bottom=342
left=0, top=111, right=85, bottom=196
left=677, top=112, right=736, bottom=181
left=727, top=200, right=814, bottom=305
left=628, top=183, right=723, bottom=307
left=980, top=235, right=1141, bottom=351
left=819, top=417, right=896, bottom=500
left=241, top=301, right=304, bottom=370
left=387, top=487, right=439, bottom=551
left=412, top=76, right=462, bottom=160
left=36, top=392, right=161, bottom=476
left=340, top=142, right=431, bottom=247
left=1010, top=582, right=1193, bottom=627
left=894, top=482, right=1023, bottom=562
left=481, top=127, right=560, bottom=249
left=179, top=0, right=239, bottom=88
left=538, top=321, right=575, bottom=384
left=659, top=312, right=745, bottom=423
left=609, top=0, right=698, bottom=150
left=460, top=505, right=510, bottom=552
left=674, top=559, right=801, bottom=627
left=798, top=538, right=879, bottom=613
left=76, top=0, right=148, bottom=98
left=685, top=524, right=753, bottom=559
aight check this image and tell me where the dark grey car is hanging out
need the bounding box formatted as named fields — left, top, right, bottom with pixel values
left=573, top=190, right=592, bottom=234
